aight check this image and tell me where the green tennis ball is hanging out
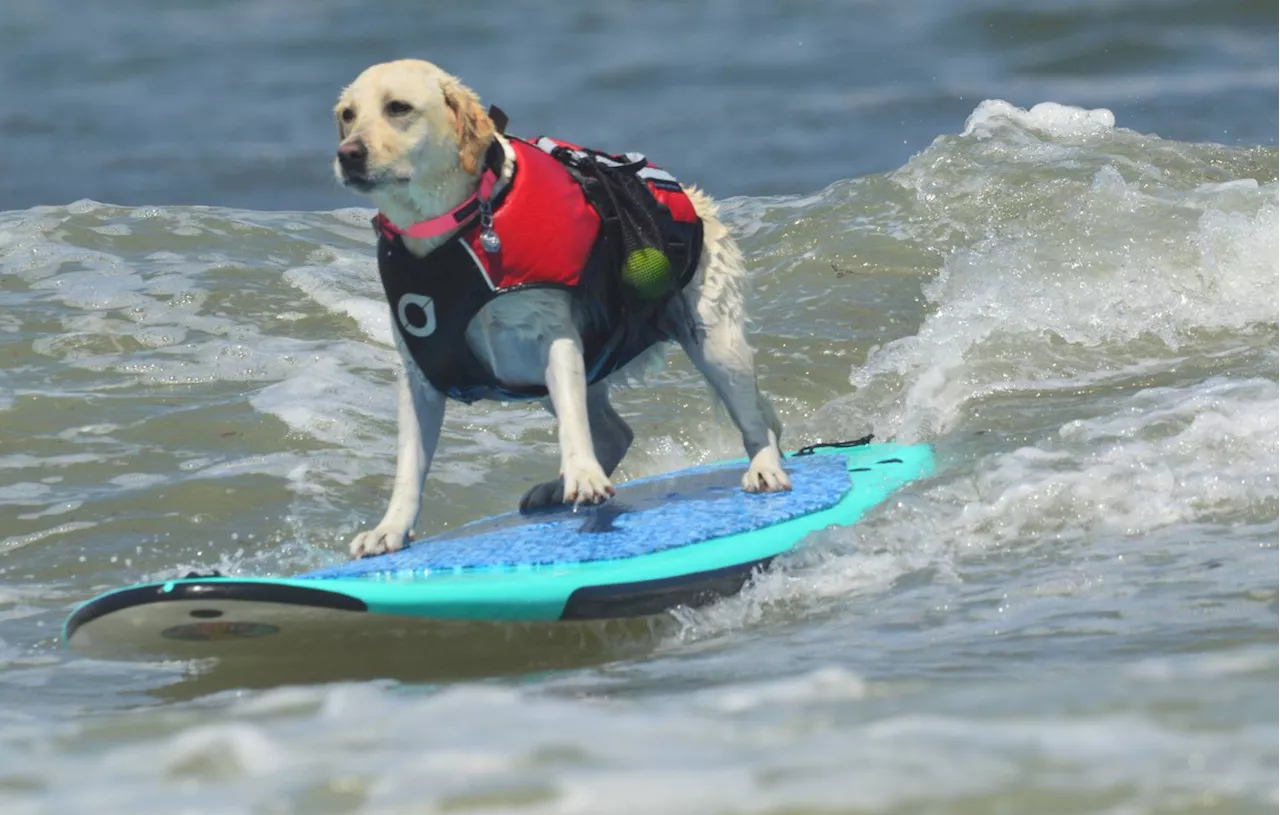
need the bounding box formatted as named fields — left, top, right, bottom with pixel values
left=622, top=248, right=673, bottom=299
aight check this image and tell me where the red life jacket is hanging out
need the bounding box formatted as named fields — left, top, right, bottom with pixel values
left=372, top=136, right=703, bottom=404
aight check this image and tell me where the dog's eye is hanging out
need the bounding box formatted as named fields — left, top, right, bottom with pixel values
left=340, top=107, right=356, bottom=123
left=385, top=100, right=413, bottom=116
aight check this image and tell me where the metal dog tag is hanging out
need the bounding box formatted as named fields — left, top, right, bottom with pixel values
left=478, top=200, right=501, bottom=253
left=479, top=228, right=502, bottom=253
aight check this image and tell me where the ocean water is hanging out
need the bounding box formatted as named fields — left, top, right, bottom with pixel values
left=1, top=1, right=1277, bottom=813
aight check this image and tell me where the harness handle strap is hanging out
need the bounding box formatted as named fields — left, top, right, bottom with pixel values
left=488, top=105, right=509, bottom=134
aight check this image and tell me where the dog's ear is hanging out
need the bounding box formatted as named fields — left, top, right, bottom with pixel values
left=441, top=79, right=496, bottom=176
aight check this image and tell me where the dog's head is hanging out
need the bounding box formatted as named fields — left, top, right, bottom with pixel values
left=333, top=59, right=496, bottom=219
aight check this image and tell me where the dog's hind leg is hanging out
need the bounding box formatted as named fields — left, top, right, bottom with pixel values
left=520, top=381, right=633, bottom=513
left=678, top=322, right=790, bottom=493
left=585, top=381, right=635, bottom=474
left=674, top=188, right=789, bottom=493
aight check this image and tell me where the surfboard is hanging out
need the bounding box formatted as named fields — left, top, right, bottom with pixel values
left=62, top=438, right=933, bottom=660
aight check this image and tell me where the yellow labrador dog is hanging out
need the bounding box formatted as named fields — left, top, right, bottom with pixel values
left=334, top=59, right=790, bottom=558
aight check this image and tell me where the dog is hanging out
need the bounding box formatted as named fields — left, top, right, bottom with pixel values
left=333, top=59, right=790, bottom=558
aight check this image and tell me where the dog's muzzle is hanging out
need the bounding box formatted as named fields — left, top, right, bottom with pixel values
left=337, top=140, right=370, bottom=186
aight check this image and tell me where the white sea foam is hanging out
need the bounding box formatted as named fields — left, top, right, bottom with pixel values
left=0, top=482, right=54, bottom=506
left=0, top=521, right=99, bottom=555
left=248, top=343, right=397, bottom=449
left=962, top=99, right=1117, bottom=140
left=0, top=675, right=1270, bottom=815
left=282, top=261, right=393, bottom=346
left=828, top=101, right=1280, bottom=442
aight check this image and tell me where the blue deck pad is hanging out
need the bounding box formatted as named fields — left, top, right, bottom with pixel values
left=302, top=454, right=854, bottom=579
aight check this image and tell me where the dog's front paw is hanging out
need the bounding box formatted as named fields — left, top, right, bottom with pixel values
left=349, top=525, right=411, bottom=559
left=742, top=449, right=792, bottom=493
left=562, top=458, right=615, bottom=506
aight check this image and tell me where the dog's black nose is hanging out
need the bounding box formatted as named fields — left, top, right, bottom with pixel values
left=337, top=140, right=368, bottom=171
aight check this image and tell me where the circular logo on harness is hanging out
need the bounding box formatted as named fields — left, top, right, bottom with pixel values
left=396, top=293, right=437, bottom=338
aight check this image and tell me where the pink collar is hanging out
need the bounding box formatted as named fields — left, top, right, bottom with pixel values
left=376, top=166, right=500, bottom=240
